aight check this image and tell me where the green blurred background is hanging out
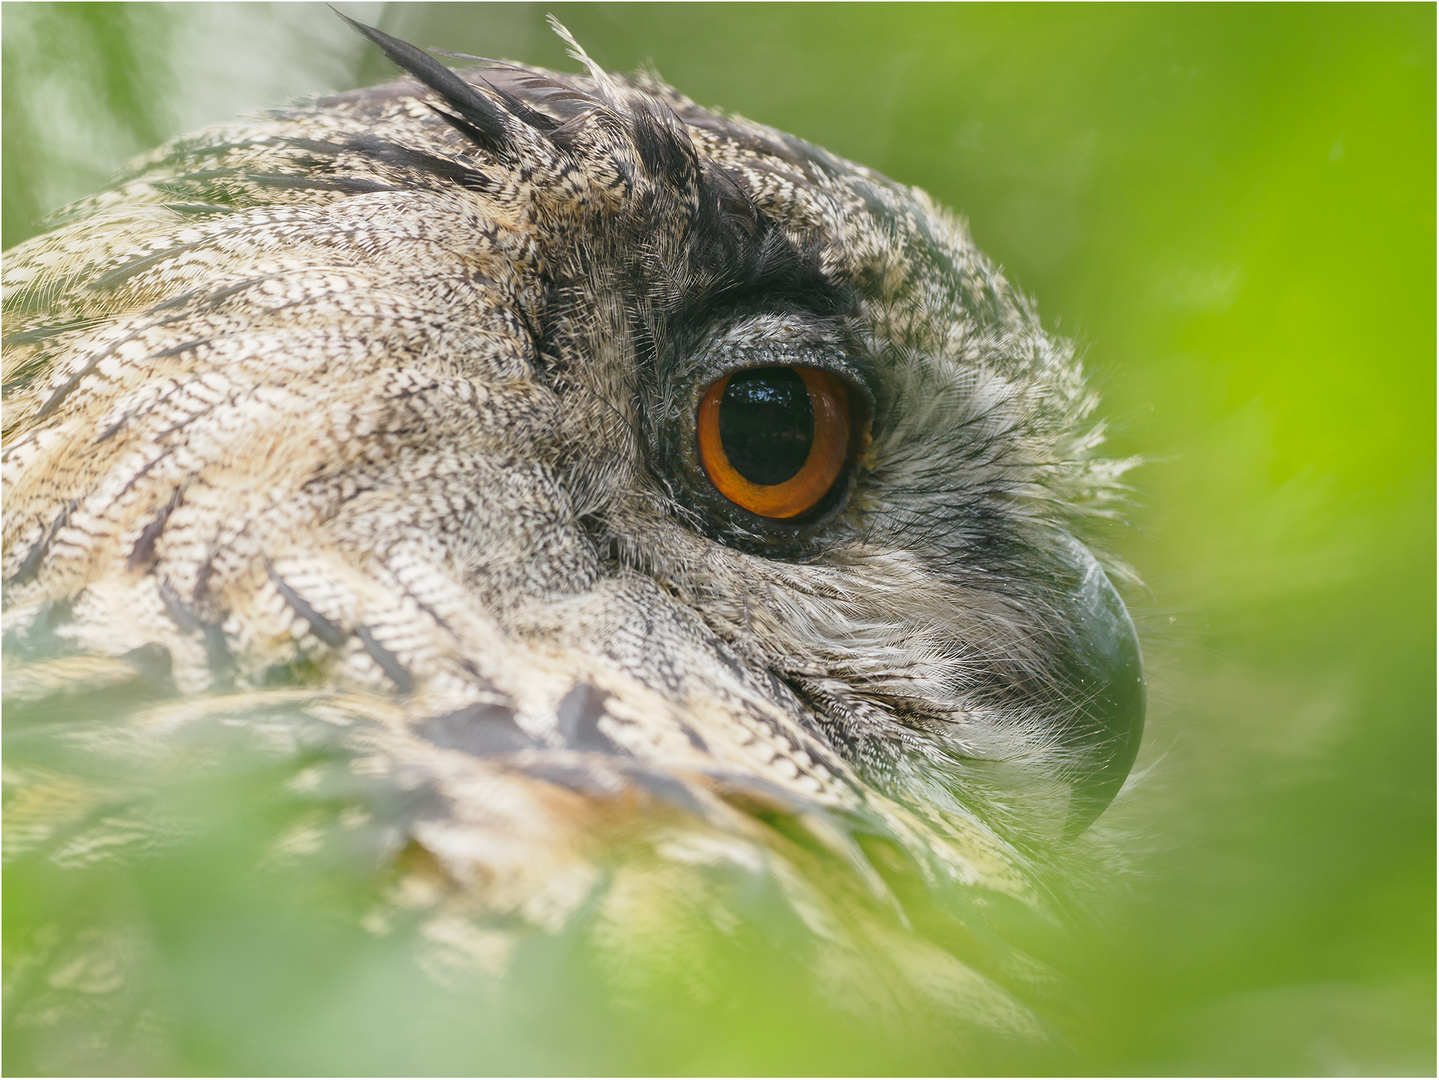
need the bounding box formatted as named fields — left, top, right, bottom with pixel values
left=4, top=3, right=1433, bottom=1074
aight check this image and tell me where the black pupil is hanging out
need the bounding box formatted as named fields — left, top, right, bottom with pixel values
left=718, top=367, right=814, bottom=486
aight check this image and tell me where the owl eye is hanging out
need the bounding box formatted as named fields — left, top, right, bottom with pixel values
left=696, top=366, right=854, bottom=519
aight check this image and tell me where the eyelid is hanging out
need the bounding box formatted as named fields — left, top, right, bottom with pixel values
left=666, top=309, right=871, bottom=400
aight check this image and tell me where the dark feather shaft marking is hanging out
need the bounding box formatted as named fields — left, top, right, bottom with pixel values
left=266, top=564, right=346, bottom=647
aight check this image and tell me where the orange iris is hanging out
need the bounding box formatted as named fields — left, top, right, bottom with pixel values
left=696, top=367, right=851, bottom=519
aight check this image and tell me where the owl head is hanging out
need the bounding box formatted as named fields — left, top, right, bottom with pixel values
left=2, top=15, right=1144, bottom=1069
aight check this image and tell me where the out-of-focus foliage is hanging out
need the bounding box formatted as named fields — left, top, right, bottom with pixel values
left=3, top=3, right=1433, bottom=1074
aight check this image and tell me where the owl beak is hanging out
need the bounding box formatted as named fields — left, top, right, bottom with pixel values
left=1053, top=536, right=1147, bottom=837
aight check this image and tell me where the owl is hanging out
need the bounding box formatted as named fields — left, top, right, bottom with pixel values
left=2, top=16, right=1143, bottom=1074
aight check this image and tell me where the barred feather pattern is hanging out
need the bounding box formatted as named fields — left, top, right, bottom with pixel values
left=2, top=23, right=1141, bottom=1067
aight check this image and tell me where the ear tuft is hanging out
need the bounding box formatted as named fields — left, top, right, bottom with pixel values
left=336, top=10, right=550, bottom=153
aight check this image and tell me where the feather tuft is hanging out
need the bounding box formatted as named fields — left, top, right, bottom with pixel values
left=546, top=14, right=622, bottom=102
left=336, top=11, right=544, bottom=152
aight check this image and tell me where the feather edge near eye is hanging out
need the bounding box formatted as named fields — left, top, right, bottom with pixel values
left=697, top=366, right=852, bottom=519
